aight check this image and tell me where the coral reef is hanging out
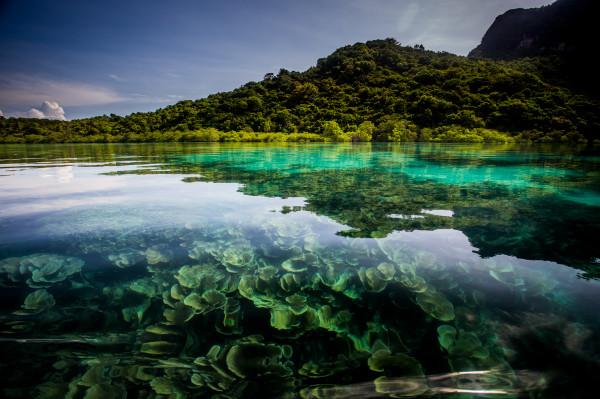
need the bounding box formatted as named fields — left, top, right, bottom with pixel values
left=0, top=216, right=595, bottom=398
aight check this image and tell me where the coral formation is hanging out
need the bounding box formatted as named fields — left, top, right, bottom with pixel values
left=0, top=215, right=593, bottom=398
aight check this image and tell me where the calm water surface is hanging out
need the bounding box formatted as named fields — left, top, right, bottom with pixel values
left=0, top=143, right=599, bottom=398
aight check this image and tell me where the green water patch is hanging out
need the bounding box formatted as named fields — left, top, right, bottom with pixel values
left=18, top=142, right=589, bottom=276
left=1, top=142, right=599, bottom=397
left=1, top=217, right=598, bottom=398
left=179, top=165, right=600, bottom=278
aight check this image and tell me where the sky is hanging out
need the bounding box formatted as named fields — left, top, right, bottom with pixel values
left=0, top=0, right=556, bottom=120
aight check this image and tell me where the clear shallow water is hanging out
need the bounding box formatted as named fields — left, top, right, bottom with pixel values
left=0, top=142, right=599, bottom=398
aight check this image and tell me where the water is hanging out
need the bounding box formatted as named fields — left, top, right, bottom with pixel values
left=0, top=142, right=599, bottom=398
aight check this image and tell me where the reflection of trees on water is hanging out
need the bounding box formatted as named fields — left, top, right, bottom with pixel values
left=2, top=142, right=598, bottom=277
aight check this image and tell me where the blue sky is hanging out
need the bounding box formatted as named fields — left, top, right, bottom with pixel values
left=0, top=0, right=556, bottom=120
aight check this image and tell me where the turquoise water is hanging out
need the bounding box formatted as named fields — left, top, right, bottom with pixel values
left=0, top=142, right=599, bottom=398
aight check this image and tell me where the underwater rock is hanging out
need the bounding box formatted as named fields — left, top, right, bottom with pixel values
left=22, top=289, right=56, bottom=311
left=1, top=253, right=83, bottom=288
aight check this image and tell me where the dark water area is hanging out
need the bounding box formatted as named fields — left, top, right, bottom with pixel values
left=0, top=142, right=599, bottom=398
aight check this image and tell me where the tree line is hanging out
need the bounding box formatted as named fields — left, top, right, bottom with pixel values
left=1, top=39, right=598, bottom=144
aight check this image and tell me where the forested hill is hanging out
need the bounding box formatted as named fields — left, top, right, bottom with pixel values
left=1, top=38, right=599, bottom=144
left=468, top=0, right=599, bottom=97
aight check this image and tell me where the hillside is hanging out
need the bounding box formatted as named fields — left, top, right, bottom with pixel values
left=1, top=38, right=599, bottom=144
left=469, top=0, right=600, bottom=96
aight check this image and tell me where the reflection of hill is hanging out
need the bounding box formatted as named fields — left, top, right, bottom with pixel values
left=98, top=142, right=600, bottom=279
left=182, top=165, right=599, bottom=278
left=5, top=142, right=596, bottom=277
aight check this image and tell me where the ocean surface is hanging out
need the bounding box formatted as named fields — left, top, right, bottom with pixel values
left=0, top=142, right=599, bottom=398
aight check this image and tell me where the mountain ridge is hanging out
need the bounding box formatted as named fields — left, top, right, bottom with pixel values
left=468, top=0, right=600, bottom=96
left=1, top=34, right=599, bottom=143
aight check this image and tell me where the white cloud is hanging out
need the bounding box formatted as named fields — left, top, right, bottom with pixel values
left=8, top=101, right=68, bottom=120
left=27, top=101, right=67, bottom=120
left=26, top=108, right=46, bottom=118
left=108, top=73, right=127, bottom=82
left=0, top=74, right=129, bottom=107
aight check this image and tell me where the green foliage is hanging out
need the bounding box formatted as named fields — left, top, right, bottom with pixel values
left=321, top=121, right=344, bottom=141
left=355, top=121, right=374, bottom=142
left=426, top=126, right=515, bottom=143
left=375, top=118, right=418, bottom=142
left=1, top=38, right=599, bottom=144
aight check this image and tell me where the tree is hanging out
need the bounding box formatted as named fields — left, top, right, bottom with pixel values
left=356, top=121, right=374, bottom=141
left=322, top=121, right=344, bottom=140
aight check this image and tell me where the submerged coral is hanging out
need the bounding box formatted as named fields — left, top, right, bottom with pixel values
left=107, top=251, right=144, bottom=268
left=22, top=289, right=56, bottom=311
left=1, top=212, right=591, bottom=399
left=0, top=253, right=83, bottom=288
